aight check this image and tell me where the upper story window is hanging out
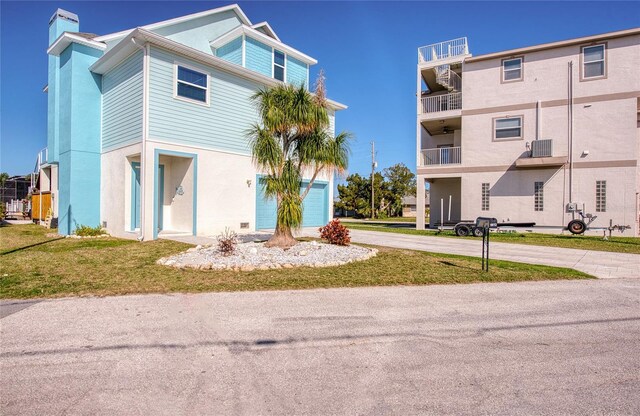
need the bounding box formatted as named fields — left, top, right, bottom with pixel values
left=502, top=57, right=523, bottom=82
left=582, top=44, right=606, bottom=80
left=175, top=64, right=209, bottom=105
left=494, top=116, right=523, bottom=140
left=273, top=50, right=285, bottom=81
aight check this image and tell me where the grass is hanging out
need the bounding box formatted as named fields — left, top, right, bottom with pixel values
left=0, top=223, right=591, bottom=299
left=340, top=217, right=420, bottom=223
left=344, top=223, right=640, bottom=254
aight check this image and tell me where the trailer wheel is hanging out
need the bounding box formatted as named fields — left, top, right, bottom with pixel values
left=455, top=225, right=471, bottom=237
left=472, top=227, right=484, bottom=237
left=567, top=219, right=587, bottom=235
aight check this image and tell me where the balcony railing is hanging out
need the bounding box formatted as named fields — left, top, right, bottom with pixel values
left=418, top=37, right=469, bottom=64
left=531, top=139, right=552, bottom=157
left=421, top=146, right=461, bottom=166
left=421, top=92, right=462, bottom=114
left=37, top=147, right=48, bottom=168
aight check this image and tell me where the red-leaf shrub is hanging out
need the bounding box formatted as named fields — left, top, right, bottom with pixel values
left=319, top=219, right=351, bottom=246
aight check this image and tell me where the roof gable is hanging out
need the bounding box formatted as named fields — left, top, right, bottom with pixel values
left=94, top=4, right=251, bottom=44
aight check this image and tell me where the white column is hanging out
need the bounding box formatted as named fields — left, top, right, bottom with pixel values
left=416, top=175, right=426, bottom=230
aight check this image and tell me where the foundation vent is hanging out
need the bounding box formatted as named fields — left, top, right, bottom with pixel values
left=240, top=222, right=250, bottom=229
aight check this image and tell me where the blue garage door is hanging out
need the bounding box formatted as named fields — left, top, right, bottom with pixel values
left=255, top=177, right=328, bottom=230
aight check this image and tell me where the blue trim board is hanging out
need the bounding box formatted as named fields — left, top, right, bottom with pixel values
left=152, top=149, right=198, bottom=239
left=131, top=162, right=140, bottom=231
left=158, top=165, right=165, bottom=232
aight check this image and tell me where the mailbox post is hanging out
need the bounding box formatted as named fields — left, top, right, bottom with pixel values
left=476, top=217, right=497, bottom=272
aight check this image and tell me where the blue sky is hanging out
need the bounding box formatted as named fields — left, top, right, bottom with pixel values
left=1, top=1, right=639, bottom=180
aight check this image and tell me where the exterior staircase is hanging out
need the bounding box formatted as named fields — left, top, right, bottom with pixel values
left=434, top=64, right=461, bottom=92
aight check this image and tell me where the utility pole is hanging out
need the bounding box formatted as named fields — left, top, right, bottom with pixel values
left=371, top=141, right=376, bottom=219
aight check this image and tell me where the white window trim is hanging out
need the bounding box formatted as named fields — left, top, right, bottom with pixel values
left=493, top=116, right=523, bottom=141
left=582, top=44, right=606, bottom=80
left=173, top=61, right=210, bottom=107
left=502, top=57, right=523, bottom=82
left=272, top=48, right=286, bottom=82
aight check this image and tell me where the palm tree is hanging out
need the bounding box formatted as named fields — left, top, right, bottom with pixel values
left=248, top=78, right=351, bottom=248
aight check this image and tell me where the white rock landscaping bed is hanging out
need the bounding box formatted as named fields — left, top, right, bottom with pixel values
left=157, top=241, right=377, bottom=271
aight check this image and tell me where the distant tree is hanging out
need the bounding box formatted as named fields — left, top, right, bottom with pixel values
left=336, top=172, right=389, bottom=218
left=0, top=172, right=9, bottom=203
left=382, top=163, right=416, bottom=217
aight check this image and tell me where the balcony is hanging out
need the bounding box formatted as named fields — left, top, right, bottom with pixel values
left=515, top=139, right=567, bottom=168
left=421, top=92, right=462, bottom=115
left=421, top=146, right=461, bottom=166
left=418, top=38, right=469, bottom=65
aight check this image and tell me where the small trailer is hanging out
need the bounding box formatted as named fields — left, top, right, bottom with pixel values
left=453, top=218, right=511, bottom=237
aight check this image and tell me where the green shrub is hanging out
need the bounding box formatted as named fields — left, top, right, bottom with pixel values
left=74, top=224, right=106, bottom=237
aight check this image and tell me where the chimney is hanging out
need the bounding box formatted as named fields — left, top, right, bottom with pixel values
left=48, top=9, right=79, bottom=46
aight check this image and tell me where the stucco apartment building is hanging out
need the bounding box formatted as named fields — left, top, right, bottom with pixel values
left=37, top=4, right=344, bottom=239
left=416, top=29, right=640, bottom=236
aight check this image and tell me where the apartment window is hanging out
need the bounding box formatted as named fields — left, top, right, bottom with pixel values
left=273, top=50, right=285, bottom=81
left=494, top=116, right=523, bottom=140
left=596, top=180, right=607, bottom=212
left=582, top=44, right=606, bottom=79
left=502, top=57, right=523, bottom=82
left=175, top=65, right=208, bottom=104
left=534, top=181, right=544, bottom=212
left=481, top=183, right=490, bottom=211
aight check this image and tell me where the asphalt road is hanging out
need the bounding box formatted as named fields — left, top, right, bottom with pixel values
left=2, top=279, right=639, bottom=415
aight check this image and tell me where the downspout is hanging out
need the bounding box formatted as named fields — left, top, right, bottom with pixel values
left=132, top=37, right=149, bottom=241
left=567, top=61, right=574, bottom=207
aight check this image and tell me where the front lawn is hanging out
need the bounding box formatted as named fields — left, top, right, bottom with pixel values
left=0, top=223, right=591, bottom=299
left=344, top=223, right=640, bottom=254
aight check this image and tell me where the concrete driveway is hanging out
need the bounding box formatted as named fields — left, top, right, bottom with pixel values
left=321, top=229, right=640, bottom=279
left=2, top=280, right=639, bottom=415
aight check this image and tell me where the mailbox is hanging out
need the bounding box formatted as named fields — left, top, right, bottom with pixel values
left=475, top=217, right=498, bottom=229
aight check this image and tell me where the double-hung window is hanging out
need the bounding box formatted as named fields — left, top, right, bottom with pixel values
left=582, top=44, right=606, bottom=79
left=494, top=116, right=523, bottom=140
left=273, top=50, right=285, bottom=81
left=502, top=57, right=523, bottom=82
left=176, top=65, right=209, bottom=104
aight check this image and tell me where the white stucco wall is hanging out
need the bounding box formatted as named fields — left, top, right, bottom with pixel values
left=100, top=142, right=141, bottom=238
left=418, top=32, right=640, bottom=235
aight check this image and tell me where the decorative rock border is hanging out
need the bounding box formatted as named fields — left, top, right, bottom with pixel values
left=156, top=241, right=377, bottom=271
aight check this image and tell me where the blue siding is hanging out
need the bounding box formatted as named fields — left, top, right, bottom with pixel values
left=286, top=56, right=307, bottom=88
left=245, top=37, right=272, bottom=77
left=215, top=36, right=242, bottom=66
left=57, top=43, right=102, bottom=235
left=148, top=46, right=261, bottom=154
left=153, top=10, right=242, bottom=54
left=102, top=51, right=143, bottom=151
left=328, top=109, right=335, bottom=136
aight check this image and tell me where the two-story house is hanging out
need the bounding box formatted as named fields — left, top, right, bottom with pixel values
left=37, top=4, right=346, bottom=239
left=415, top=29, right=640, bottom=236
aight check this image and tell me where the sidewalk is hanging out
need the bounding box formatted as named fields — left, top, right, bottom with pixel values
left=330, top=229, right=640, bottom=279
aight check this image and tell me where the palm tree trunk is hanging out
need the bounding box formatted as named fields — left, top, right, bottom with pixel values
left=265, top=223, right=298, bottom=248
